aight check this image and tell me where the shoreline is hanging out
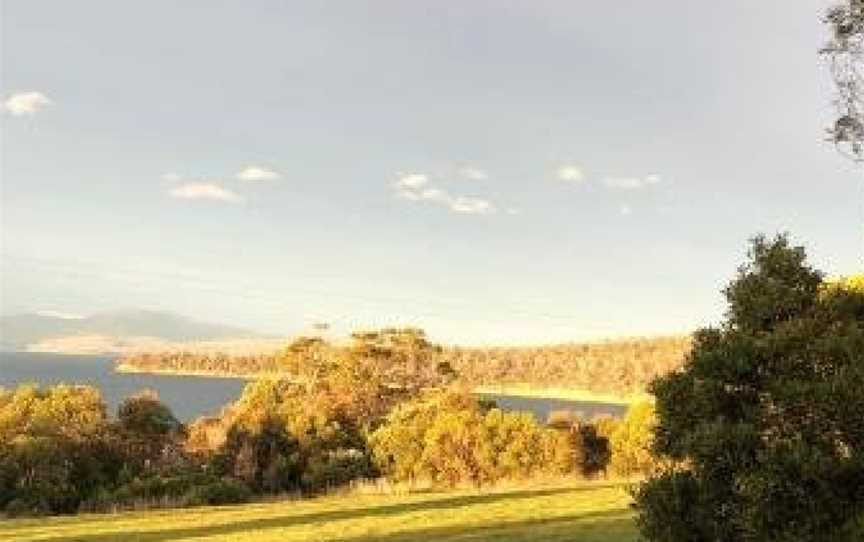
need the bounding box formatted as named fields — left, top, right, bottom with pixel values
left=114, top=363, right=275, bottom=381
left=115, top=363, right=643, bottom=405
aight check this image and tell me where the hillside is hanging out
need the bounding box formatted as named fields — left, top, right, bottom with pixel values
left=0, top=309, right=265, bottom=353
left=0, top=481, right=635, bottom=542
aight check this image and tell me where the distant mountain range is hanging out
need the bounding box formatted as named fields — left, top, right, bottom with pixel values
left=0, top=309, right=267, bottom=354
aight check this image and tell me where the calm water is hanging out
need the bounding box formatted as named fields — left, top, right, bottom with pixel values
left=0, top=352, right=626, bottom=422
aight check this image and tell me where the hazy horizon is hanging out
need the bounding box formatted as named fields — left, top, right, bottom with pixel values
left=2, top=1, right=860, bottom=345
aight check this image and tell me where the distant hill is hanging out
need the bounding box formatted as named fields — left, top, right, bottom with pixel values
left=0, top=309, right=266, bottom=354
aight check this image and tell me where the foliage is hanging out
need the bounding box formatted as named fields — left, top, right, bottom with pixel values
left=609, top=402, right=658, bottom=477
left=119, top=333, right=691, bottom=398
left=116, top=389, right=185, bottom=473
left=201, top=378, right=378, bottom=494
left=634, top=235, right=864, bottom=542
left=370, top=389, right=573, bottom=486
left=85, top=473, right=251, bottom=510
left=572, top=423, right=612, bottom=478
left=0, top=327, right=672, bottom=517
left=0, top=384, right=122, bottom=515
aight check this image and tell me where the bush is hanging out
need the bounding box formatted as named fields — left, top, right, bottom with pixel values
left=301, top=449, right=377, bottom=491
left=0, top=385, right=125, bottom=515
left=89, top=473, right=251, bottom=510
left=371, top=388, right=574, bottom=486
left=610, top=401, right=657, bottom=477
left=182, top=478, right=251, bottom=506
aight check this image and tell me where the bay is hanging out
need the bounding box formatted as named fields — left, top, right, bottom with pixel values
left=0, top=352, right=626, bottom=422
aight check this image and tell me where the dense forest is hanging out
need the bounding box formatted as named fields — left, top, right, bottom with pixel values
left=118, top=335, right=691, bottom=397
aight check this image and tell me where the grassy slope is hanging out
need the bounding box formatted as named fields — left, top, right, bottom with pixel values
left=0, top=482, right=637, bottom=542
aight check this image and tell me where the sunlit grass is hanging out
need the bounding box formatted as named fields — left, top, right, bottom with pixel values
left=0, top=481, right=637, bottom=542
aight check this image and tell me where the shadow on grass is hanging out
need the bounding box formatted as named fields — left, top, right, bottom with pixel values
left=26, top=485, right=626, bottom=542
left=340, top=509, right=636, bottom=542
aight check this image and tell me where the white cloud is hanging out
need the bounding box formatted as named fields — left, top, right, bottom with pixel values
left=603, top=174, right=663, bottom=190
left=35, top=309, right=84, bottom=320
left=459, top=167, right=489, bottom=181
left=449, top=196, right=495, bottom=215
left=393, top=176, right=496, bottom=215
left=161, top=172, right=182, bottom=182
left=395, top=173, right=429, bottom=189
left=619, top=204, right=633, bottom=216
left=237, top=166, right=281, bottom=182
left=3, top=91, right=52, bottom=116
left=169, top=182, right=242, bottom=202
left=556, top=164, right=584, bottom=183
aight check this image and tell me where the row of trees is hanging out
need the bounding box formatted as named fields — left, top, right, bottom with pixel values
left=119, top=333, right=690, bottom=398
left=0, top=385, right=251, bottom=515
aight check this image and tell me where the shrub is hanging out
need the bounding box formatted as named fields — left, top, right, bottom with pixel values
left=182, top=478, right=251, bottom=506
left=610, top=401, right=658, bottom=477
left=0, top=385, right=124, bottom=515
left=93, top=473, right=251, bottom=509
left=371, top=388, right=574, bottom=486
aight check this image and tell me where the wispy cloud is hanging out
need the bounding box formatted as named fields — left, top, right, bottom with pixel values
left=169, top=182, right=242, bottom=202
left=556, top=164, right=585, bottom=183
left=619, top=204, right=633, bottom=216
left=393, top=172, right=496, bottom=215
left=161, top=172, right=182, bottom=182
left=395, top=173, right=429, bottom=189
left=394, top=173, right=431, bottom=200
left=459, top=166, right=489, bottom=181
left=603, top=174, right=662, bottom=190
left=3, top=91, right=52, bottom=116
left=35, top=309, right=84, bottom=320
left=237, top=166, right=281, bottom=182
left=450, top=196, right=495, bottom=215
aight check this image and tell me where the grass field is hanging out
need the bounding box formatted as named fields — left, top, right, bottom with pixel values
left=0, top=481, right=637, bottom=542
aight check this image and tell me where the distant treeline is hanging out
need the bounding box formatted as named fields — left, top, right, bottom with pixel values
left=118, top=334, right=691, bottom=397
left=447, top=336, right=690, bottom=395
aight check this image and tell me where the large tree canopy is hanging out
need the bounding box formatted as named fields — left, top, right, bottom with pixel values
left=634, top=235, right=864, bottom=541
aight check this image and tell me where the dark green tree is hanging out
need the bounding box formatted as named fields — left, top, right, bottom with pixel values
left=634, top=235, right=864, bottom=541
left=116, top=390, right=184, bottom=473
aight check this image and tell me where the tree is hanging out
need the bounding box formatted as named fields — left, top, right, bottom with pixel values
left=0, top=384, right=122, bottom=515
left=116, top=390, right=184, bottom=472
left=823, top=1, right=864, bottom=160
left=572, top=423, right=611, bottom=478
left=610, top=401, right=658, bottom=478
left=348, top=328, right=454, bottom=392
left=633, top=235, right=864, bottom=541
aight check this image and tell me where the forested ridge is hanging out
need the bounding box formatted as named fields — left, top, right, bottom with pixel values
left=118, top=335, right=691, bottom=397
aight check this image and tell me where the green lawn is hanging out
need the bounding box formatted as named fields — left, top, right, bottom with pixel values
left=0, top=481, right=638, bottom=542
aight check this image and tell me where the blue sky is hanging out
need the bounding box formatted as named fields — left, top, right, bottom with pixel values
left=1, top=1, right=860, bottom=345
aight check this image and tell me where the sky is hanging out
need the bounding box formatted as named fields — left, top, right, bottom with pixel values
left=0, top=0, right=861, bottom=345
